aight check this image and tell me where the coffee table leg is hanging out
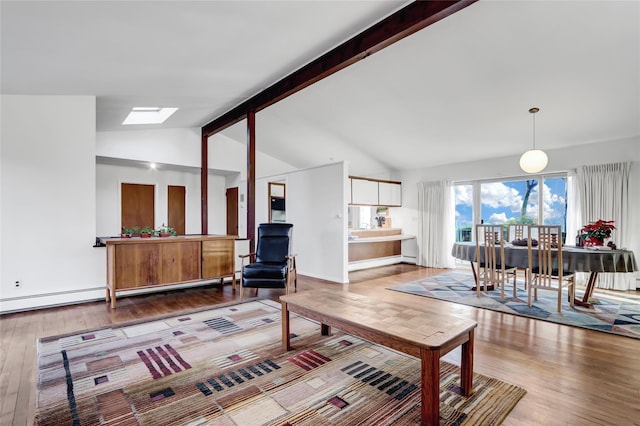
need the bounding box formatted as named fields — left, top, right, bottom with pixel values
left=281, top=301, right=291, bottom=351
left=460, top=329, right=474, bottom=396
left=420, top=347, right=440, bottom=426
left=321, top=324, right=331, bottom=336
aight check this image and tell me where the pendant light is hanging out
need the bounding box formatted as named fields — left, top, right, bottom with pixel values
left=519, top=107, right=548, bottom=173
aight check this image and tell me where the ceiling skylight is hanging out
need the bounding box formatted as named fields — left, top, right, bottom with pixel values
left=122, top=107, right=178, bottom=125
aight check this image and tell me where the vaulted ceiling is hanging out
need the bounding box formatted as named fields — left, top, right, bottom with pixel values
left=2, top=1, right=638, bottom=176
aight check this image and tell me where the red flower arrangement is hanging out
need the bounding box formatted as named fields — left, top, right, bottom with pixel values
left=581, top=219, right=615, bottom=246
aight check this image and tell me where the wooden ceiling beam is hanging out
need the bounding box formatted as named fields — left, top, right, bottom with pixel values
left=201, top=0, right=478, bottom=137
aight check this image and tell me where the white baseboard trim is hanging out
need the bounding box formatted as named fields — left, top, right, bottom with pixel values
left=0, top=288, right=106, bottom=314
left=0, top=279, right=235, bottom=314
left=348, top=255, right=403, bottom=272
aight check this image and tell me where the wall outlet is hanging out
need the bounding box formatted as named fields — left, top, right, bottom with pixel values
left=15, top=280, right=21, bottom=288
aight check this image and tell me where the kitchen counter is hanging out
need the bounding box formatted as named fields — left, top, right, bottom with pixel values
left=349, top=233, right=415, bottom=243
left=347, top=228, right=417, bottom=270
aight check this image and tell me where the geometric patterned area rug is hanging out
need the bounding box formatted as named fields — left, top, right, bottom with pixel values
left=36, top=299, right=526, bottom=425
left=388, top=271, right=640, bottom=340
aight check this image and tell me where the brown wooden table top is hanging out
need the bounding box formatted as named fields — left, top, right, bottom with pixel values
left=280, top=289, right=477, bottom=354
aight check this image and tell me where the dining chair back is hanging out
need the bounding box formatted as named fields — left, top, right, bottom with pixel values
left=508, top=223, right=528, bottom=242
left=507, top=223, right=531, bottom=282
left=474, top=224, right=517, bottom=300
left=526, top=225, right=575, bottom=312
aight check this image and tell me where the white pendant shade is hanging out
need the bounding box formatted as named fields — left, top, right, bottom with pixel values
left=519, top=149, right=548, bottom=173
left=519, top=107, right=548, bottom=173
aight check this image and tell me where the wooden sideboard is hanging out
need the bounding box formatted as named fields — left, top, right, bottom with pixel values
left=104, top=235, right=236, bottom=308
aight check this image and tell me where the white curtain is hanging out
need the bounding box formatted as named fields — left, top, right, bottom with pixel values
left=577, top=162, right=633, bottom=290
left=565, top=170, right=589, bottom=286
left=417, top=180, right=455, bottom=268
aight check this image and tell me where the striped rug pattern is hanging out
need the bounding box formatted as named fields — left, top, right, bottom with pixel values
left=36, top=300, right=525, bottom=425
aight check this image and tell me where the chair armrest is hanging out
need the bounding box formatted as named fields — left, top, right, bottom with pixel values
left=286, top=254, right=297, bottom=270
left=239, top=253, right=256, bottom=270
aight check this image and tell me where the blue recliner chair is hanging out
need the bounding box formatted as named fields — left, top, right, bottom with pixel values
left=239, top=223, right=297, bottom=299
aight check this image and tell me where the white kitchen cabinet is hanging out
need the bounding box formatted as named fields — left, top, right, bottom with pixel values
left=350, top=177, right=402, bottom=207
left=351, top=178, right=379, bottom=205
left=378, top=181, right=402, bottom=207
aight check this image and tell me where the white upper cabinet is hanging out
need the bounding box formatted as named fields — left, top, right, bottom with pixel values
left=378, top=181, right=402, bottom=207
left=351, top=178, right=379, bottom=205
left=350, top=177, right=402, bottom=206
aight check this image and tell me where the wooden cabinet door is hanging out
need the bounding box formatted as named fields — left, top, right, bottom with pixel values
left=161, top=241, right=200, bottom=284
left=114, top=243, right=160, bottom=289
left=202, top=239, right=234, bottom=278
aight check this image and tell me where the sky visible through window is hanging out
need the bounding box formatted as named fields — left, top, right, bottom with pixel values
left=455, top=177, right=567, bottom=239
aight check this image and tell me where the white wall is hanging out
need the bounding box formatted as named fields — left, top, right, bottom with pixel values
left=98, top=128, right=298, bottom=178
left=208, top=132, right=298, bottom=180
left=96, top=163, right=227, bottom=237
left=97, top=128, right=201, bottom=167
left=1, top=95, right=104, bottom=312
left=251, top=162, right=349, bottom=283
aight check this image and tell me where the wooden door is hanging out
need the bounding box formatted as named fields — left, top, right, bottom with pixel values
left=121, top=183, right=154, bottom=230
left=226, top=187, right=238, bottom=236
left=168, top=185, right=186, bottom=235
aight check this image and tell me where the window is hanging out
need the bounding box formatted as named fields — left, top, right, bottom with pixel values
left=480, top=179, right=538, bottom=225
left=454, top=174, right=567, bottom=242
left=455, top=184, right=473, bottom=241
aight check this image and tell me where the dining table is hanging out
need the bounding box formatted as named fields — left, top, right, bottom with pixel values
left=451, top=241, right=638, bottom=308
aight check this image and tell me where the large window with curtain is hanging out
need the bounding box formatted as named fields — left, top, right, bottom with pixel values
left=454, top=173, right=568, bottom=242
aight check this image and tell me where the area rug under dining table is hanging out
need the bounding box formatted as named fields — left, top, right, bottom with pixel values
left=36, top=299, right=526, bottom=425
left=388, top=271, right=640, bottom=339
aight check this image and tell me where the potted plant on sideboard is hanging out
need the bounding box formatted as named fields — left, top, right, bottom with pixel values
left=156, top=223, right=177, bottom=238
left=139, top=226, right=154, bottom=238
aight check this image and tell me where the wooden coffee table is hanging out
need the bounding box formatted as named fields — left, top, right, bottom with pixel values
left=280, top=289, right=477, bottom=426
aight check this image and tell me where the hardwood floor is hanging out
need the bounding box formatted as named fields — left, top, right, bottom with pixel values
left=1, top=264, right=639, bottom=425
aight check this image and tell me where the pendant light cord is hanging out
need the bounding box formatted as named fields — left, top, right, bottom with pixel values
left=529, top=107, right=539, bottom=150
left=532, top=112, right=536, bottom=149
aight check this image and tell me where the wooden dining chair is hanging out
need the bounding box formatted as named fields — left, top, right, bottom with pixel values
left=508, top=223, right=527, bottom=242
left=507, top=223, right=530, bottom=283
left=526, top=225, right=575, bottom=312
left=474, top=224, right=517, bottom=300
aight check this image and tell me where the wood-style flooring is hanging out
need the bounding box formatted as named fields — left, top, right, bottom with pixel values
left=1, top=264, right=639, bottom=425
